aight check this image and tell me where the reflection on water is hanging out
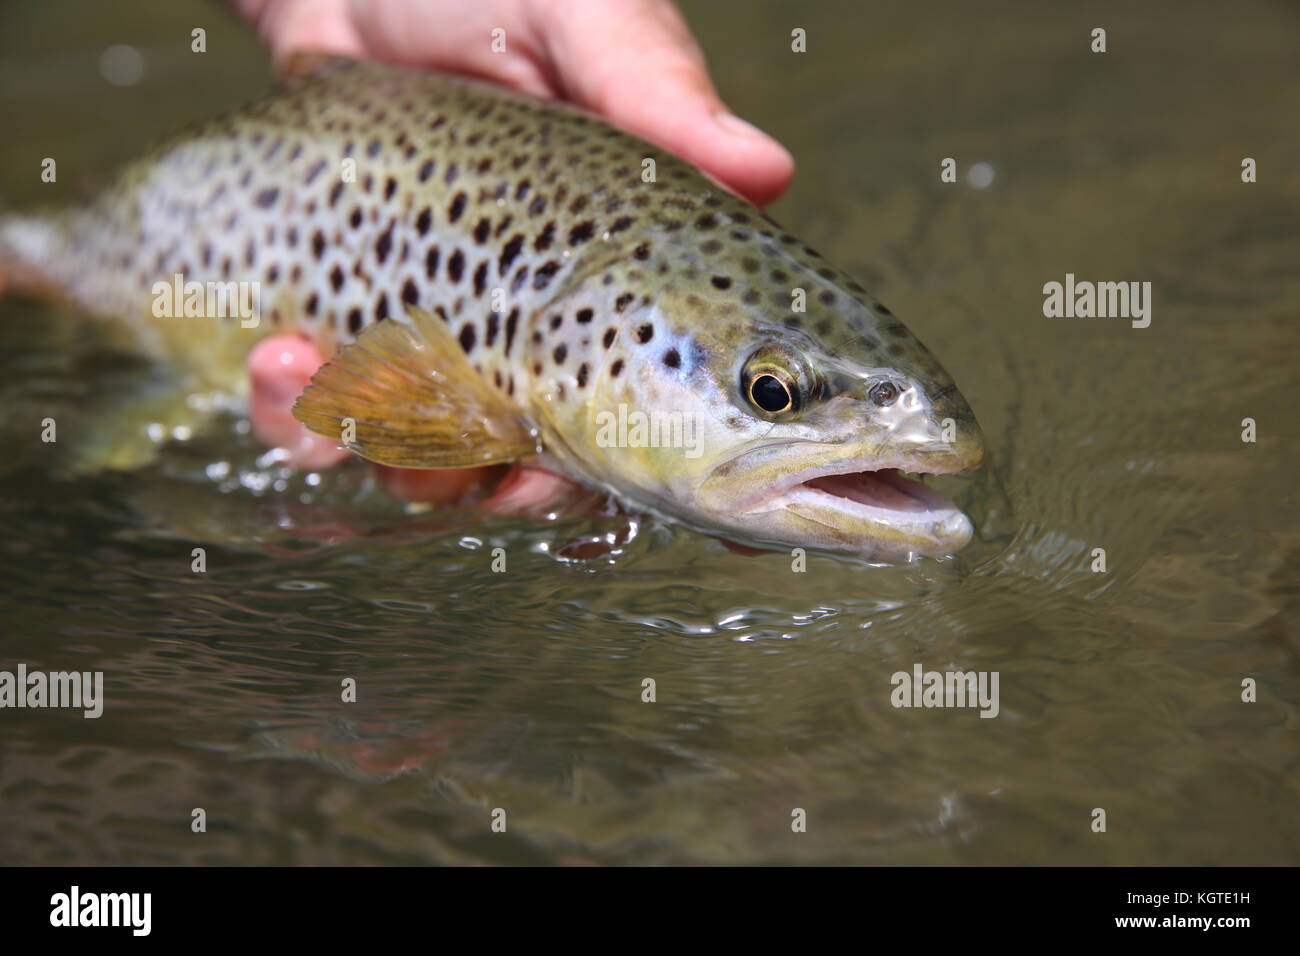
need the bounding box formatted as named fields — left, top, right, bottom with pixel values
left=0, top=0, right=1297, bottom=864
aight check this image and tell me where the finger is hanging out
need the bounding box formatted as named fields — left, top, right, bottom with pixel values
left=248, top=335, right=351, bottom=469
left=538, top=0, right=795, bottom=206
left=345, top=0, right=558, bottom=98
left=481, top=463, right=585, bottom=514
left=233, top=0, right=370, bottom=62
left=374, top=462, right=506, bottom=503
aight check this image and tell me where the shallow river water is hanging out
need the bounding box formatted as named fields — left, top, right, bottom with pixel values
left=0, top=0, right=1297, bottom=864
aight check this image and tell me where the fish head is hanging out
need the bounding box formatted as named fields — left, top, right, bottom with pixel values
left=534, top=220, right=985, bottom=560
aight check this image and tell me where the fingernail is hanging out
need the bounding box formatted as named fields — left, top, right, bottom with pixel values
left=714, top=111, right=769, bottom=140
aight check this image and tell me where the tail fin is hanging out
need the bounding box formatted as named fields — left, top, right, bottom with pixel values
left=0, top=210, right=69, bottom=300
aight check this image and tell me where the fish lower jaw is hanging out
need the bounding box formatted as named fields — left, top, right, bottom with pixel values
left=737, top=466, right=975, bottom=559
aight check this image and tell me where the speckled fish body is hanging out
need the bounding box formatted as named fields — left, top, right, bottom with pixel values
left=0, top=59, right=985, bottom=559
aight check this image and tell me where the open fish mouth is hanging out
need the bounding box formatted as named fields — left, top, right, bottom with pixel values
left=724, top=452, right=979, bottom=559
left=797, top=467, right=963, bottom=520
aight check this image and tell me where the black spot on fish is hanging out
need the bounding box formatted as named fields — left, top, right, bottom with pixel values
left=741, top=257, right=760, bottom=274
left=402, top=279, right=419, bottom=306
left=385, top=178, right=398, bottom=200
left=376, top=224, right=394, bottom=264
left=533, top=260, right=560, bottom=290
left=305, top=160, right=325, bottom=184
left=474, top=218, right=491, bottom=244
left=306, top=292, right=318, bottom=316
left=610, top=359, right=624, bottom=378
left=635, top=323, right=653, bottom=343
left=449, top=192, right=467, bottom=222
left=459, top=323, right=476, bottom=353
left=553, top=343, right=567, bottom=365
left=350, top=207, right=363, bottom=229
left=550, top=313, right=563, bottom=330
left=610, top=216, right=634, bottom=233
left=568, top=221, right=596, bottom=245
left=535, top=222, right=556, bottom=252
left=701, top=239, right=722, bottom=254
left=367, top=140, right=381, bottom=157
left=510, top=265, right=529, bottom=293
left=576, top=308, right=593, bottom=324
left=445, top=163, right=459, bottom=185
left=663, top=348, right=681, bottom=368
left=425, top=246, right=440, bottom=279
left=330, top=264, right=344, bottom=292
left=499, top=235, right=524, bottom=274
left=418, top=160, right=435, bottom=182
left=577, top=363, right=589, bottom=387
left=528, top=196, right=546, bottom=216
left=311, top=231, right=326, bottom=260
left=348, top=308, right=363, bottom=334
left=515, top=180, right=531, bottom=200
left=694, top=214, right=719, bottom=230
left=819, top=290, right=836, bottom=306
left=416, top=207, right=432, bottom=235
left=448, top=249, right=465, bottom=282
left=376, top=293, right=389, bottom=321
left=504, top=307, right=520, bottom=355
left=329, top=181, right=344, bottom=207
left=617, top=294, right=636, bottom=313
left=711, top=276, right=732, bottom=290
left=603, top=328, right=617, bottom=348
left=254, top=187, right=279, bottom=208
left=633, top=243, right=651, bottom=260
left=486, top=311, right=500, bottom=346
left=473, top=261, right=488, bottom=296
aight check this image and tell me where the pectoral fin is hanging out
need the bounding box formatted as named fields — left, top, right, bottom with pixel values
left=292, top=307, right=539, bottom=468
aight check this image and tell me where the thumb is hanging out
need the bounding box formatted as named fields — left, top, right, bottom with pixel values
left=541, top=0, right=794, bottom=207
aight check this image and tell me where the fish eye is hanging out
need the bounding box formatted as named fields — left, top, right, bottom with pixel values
left=868, top=380, right=900, bottom=406
left=741, top=346, right=817, bottom=419
left=750, top=374, right=792, bottom=413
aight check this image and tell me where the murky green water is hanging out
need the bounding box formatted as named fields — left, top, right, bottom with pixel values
left=1, top=0, right=1297, bottom=864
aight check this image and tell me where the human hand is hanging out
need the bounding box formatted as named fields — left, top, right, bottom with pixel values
left=233, top=0, right=794, bottom=206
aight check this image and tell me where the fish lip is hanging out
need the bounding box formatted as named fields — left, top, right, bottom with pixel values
left=712, top=443, right=976, bottom=515
left=763, top=450, right=973, bottom=506
left=700, top=442, right=981, bottom=558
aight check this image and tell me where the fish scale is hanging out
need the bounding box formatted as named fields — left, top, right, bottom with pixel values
left=0, top=58, right=986, bottom=558
left=2, top=59, right=923, bottom=391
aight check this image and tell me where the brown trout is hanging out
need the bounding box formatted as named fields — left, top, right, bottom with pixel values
left=0, top=57, right=984, bottom=559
